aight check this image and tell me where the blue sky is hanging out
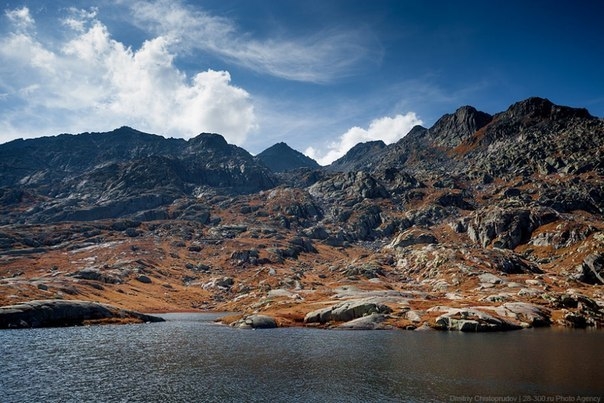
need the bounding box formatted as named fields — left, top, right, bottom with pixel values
left=1, top=0, right=603, bottom=164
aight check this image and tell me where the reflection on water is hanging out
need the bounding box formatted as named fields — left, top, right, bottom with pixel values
left=1, top=313, right=602, bottom=402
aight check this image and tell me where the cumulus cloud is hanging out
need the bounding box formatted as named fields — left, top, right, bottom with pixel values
left=0, top=6, right=256, bottom=144
left=5, top=7, right=34, bottom=31
left=128, top=0, right=380, bottom=83
left=305, top=112, right=423, bottom=166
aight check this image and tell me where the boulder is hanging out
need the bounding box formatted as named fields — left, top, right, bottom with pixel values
left=136, top=275, right=152, bottom=284
left=303, top=306, right=335, bottom=324
left=304, top=300, right=392, bottom=324
left=232, top=314, right=277, bottom=329
left=0, top=300, right=164, bottom=329
left=478, top=273, right=503, bottom=285
left=203, top=277, right=234, bottom=290
left=494, top=302, right=551, bottom=327
left=387, top=229, right=437, bottom=249
left=71, top=268, right=125, bottom=284
left=338, top=313, right=391, bottom=330
left=575, top=253, right=604, bottom=285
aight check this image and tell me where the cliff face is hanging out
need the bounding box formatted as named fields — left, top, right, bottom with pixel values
left=1, top=97, right=603, bottom=331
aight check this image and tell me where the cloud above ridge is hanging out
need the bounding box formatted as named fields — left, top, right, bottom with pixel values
left=305, top=112, right=423, bottom=166
left=0, top=6, right=256, bottom=144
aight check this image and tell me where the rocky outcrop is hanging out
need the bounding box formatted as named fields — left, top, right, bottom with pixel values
left=308, top=171, right=389, bottom=204
left=0, top=300, right=164, bottom=329
left=304, top=300, right=392, bottom=324
left=71, top=268, right=126, bottom=284
left=387, top=229, right=437, bottom=249
left=575, top=254, right=604, bottom=285
left=465, top=206, right=559, bottom=249
left=432, top=307, right=522, bottom=332
left=494, top=302, right=551, bottom=328
left=549, top=292, right=604, bottom=328
left=428, top=105, right=492, bottom=148
left=338, top=313, right=391, bottom=330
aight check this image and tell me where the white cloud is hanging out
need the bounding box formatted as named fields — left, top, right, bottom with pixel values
left=128, top=0, right=380, bottom=83
left=305, top=112, right=423, bottom=166
left=0, top=6, right=256, bottom=144
left=61, top=7, right=98, bottom=33
left=5, top=7, right=34, bottom=32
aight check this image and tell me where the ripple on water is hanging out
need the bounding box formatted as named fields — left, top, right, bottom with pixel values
left=1, top=314, right=602, bottom=402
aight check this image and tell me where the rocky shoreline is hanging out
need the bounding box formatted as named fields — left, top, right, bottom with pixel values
left=0, top=299, right=164, bottom=329
left=218, top=288, right=604, bottom=332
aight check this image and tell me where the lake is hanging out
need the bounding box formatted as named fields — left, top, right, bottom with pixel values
left=1, top=313, right=602, bottom=402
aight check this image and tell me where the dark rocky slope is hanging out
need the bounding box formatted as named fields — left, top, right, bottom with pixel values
left=0, top=129, right=276, bottom=223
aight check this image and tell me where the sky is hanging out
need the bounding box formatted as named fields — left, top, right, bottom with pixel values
left=1, top=0, right=603, bottom=165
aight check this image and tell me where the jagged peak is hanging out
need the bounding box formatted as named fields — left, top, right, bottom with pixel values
left=327, top=140, right=387, bottom=172
left=188, top=132, right=229, bottom=149
left=398, top=125, right=428, bottom=143
left=427, top=105, right=492, bottom=147
left=113, top=125, right=140, bottom=133
left=504, top=97, right=593, bottom=121
left=103, top=126, right=169, bottom=142
left=257, top=141, right=320, bottom=172
left=340, top=140, right=386, bottom=159
left=431, top=105, right=492, bottom=131
left=262, top=142, right=293, bottom=152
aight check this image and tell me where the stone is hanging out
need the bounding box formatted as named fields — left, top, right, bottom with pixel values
left=433, top=307, right=522, bottom=332
left=203, top=277, right=234, bottom=290
left=405, top=310, right=423, bottom=323
left=136, top=275, right=152, bottom=284
left=387, top=229, right=437, bottom=249
left=304, top=299, right=392, bottom=324
left=232, top=314, right=277, bottom=329
left=304, top=306, right=335, bottom=324
left=478, top=273, right=503, bottom=284
left=575, top=253, right=604, bottom=285
left=338, top=313, right=391, bottom=330
left=70, top=268, right=124, bottom=284
left=494, top=302, right=551, bottom=327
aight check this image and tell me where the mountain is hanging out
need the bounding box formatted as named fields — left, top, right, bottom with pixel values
left=0, top=128, right=276, bottom=222
left=331, top=97, right=602, bottom=185
left=1, top=97, right=603, bottom=331
left=256, top=142, right=320, bottom=172
left=327, top=140, right=386, bottom=173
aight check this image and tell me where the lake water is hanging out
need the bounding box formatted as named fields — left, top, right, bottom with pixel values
left=1, top=313, right=602, bottom=402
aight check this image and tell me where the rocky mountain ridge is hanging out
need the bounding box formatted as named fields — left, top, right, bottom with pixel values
left=0, top=127, right=277, bottom=223
left=1, top=97, right=603, bottom=331
left=256, top=142, right=320, bottom=172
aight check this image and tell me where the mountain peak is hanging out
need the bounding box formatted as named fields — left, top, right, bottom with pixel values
left=504, top=97, right=593, bottom=121
left=428, top=105, right=492, bottom=147
left=256, top=142, right=319, bottom=172
left=327, top=140, right=387, bottom=172
left=187, top=133, right=230, bottom=151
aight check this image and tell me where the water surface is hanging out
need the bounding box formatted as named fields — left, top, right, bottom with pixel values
left=1, top=313, right=602, bottom=402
